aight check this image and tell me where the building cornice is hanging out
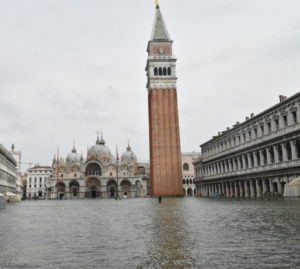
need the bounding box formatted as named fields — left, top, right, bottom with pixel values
left=201, top=92, right=300, bottom=148
left=202, top=123, right=300, bottom=163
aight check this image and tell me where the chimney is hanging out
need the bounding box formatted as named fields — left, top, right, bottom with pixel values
left=250, top=113, right=254, bottom=118
left=279, top=95, right=287, bottom=102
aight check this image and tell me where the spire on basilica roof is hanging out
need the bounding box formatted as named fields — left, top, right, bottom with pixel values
left=72, top=140, right=77, bottom=153
left=151, top=3, right=171, bottom=41
left=127, top=139, right=131, bottom=151
left=96, top=130, right=105, bottom=145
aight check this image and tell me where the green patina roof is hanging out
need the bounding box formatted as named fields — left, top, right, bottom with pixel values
left=153, top=13, right=169, bottom=40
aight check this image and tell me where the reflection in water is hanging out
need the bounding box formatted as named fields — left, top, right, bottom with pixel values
left=0, top=198, right=299, bottom=269
left=143, top=198, right=195, bottom=268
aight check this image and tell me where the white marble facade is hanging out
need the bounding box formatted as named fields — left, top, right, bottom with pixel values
left=46, top=135, right=148, bottom=199
left=182, top=152, right=200, bottom=196
left=0, top=144, right=17, bottom=196
left=195, top=93, right=300, bottom=198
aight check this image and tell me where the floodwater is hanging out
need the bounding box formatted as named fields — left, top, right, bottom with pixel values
left=0, top=198, right=299, bottom=269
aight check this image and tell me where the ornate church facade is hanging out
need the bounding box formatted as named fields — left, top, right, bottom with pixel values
left=46, top=135, right=149, bottom=199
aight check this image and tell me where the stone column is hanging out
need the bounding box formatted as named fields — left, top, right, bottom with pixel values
left=230, top=182, right=233, bottom=197
left=229, top=159, right=232, bottom=172
left=247, top=154, right=252, bottom=168
left=254, top=152, right=258, bottom=167
left=226, top=182, right=229, bottom=197
left=262, top=179, right=267, bottom=196
left=234, top=181, right=238, bottom=197
left=232, top=158, right=237, bottom=171
left=239, top=181, right=243, bottom=197
left=269, top=178, right=274, bottom=195
left=259, top=150, right=264, bottom=166
left=274, top=146, right=279, bottom=163
left=250, top=180, right=255, bottom=198
left=291, top=140, right=298, bottom=160
left=267, top=148, right=272, bottom=165
left=238, top=157, right=242, bottom=170
left=242, top=155, right=246, bottom=169
left=244, top=181, right=249, bottom=198
left=277, top=178, right=282, bottom=196
left=282, top=143, right=288, bottom=162
left=256, top=179, right=261, bottom=198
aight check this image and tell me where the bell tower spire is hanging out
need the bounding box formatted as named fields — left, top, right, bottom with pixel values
left=146, top=5, right=183, bottom=197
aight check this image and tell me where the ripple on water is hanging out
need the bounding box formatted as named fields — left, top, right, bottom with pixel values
left=0, top=198, right=300, bottom=269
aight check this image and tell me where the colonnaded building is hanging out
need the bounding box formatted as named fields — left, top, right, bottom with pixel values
left=46, top=135, right=149, bottom=199
left=194, top=93, right=300, bottom=198
left=0, top=143, right=18, bottom=196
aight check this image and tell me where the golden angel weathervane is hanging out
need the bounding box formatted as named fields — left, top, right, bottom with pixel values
left=155, top=0, right=158, bottom=5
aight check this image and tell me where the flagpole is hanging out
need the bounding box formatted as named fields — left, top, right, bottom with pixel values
left=57, top=146, right=59, bottom=199
left=116, top=145, right=119, bottom=198
left=86, top=145, right=89, bottom=198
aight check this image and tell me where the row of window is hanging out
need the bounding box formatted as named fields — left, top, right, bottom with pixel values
left=183, top=179, right=194, bottom=184
left=29, top=185, right=43, bottom=188
left=203, top=110, right=298, bottom=157
left=183, top=174, right=194, bottom=179
left=28, top=170, right=51, bottom=173
left=201, top=139, right=300, bottom=177
left=28, top=177, right=44, bottom=183
left=154, top=67, right=171, bottom=76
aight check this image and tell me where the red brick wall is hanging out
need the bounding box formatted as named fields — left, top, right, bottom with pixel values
left=148, top=88, right=184, bottom=196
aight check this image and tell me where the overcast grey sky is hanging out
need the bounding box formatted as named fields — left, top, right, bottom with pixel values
left=1, top=0, right=300, bottom=170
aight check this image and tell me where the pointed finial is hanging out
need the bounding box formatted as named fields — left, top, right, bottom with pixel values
left=101, top=130, right=103, bottom=139
left=11, top=144, right=15, bottom=151
left=116, top=145, right=119, bottom=161
left=72, top=140, right=76, bottom=153
left=127, top=139, right=131, bottom=151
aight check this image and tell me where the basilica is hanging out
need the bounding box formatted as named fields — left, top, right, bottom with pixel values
left=46, top=135, right=149, bottom=199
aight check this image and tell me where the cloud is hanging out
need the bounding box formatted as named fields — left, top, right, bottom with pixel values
left=0, top=0, right=300, bottom=171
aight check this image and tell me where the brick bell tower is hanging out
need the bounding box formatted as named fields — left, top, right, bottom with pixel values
left=146, top=4, right=184, bottom=197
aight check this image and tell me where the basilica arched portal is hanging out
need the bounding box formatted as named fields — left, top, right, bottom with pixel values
left=70, top=180, right=80, bottom=198
left=86, top=178, right=100, bottom=199
left=120, top=180, right=131, bottom=197
left=57, top=182, right=66, bottom=199
left=107, top=180, right=117, bottom=198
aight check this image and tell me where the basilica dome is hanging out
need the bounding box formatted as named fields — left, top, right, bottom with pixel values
left=88, top=136, right=113, bottom=161
left=121, top=144, right=137, bottom=163
left=66, top=146, right=80, bottom=164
